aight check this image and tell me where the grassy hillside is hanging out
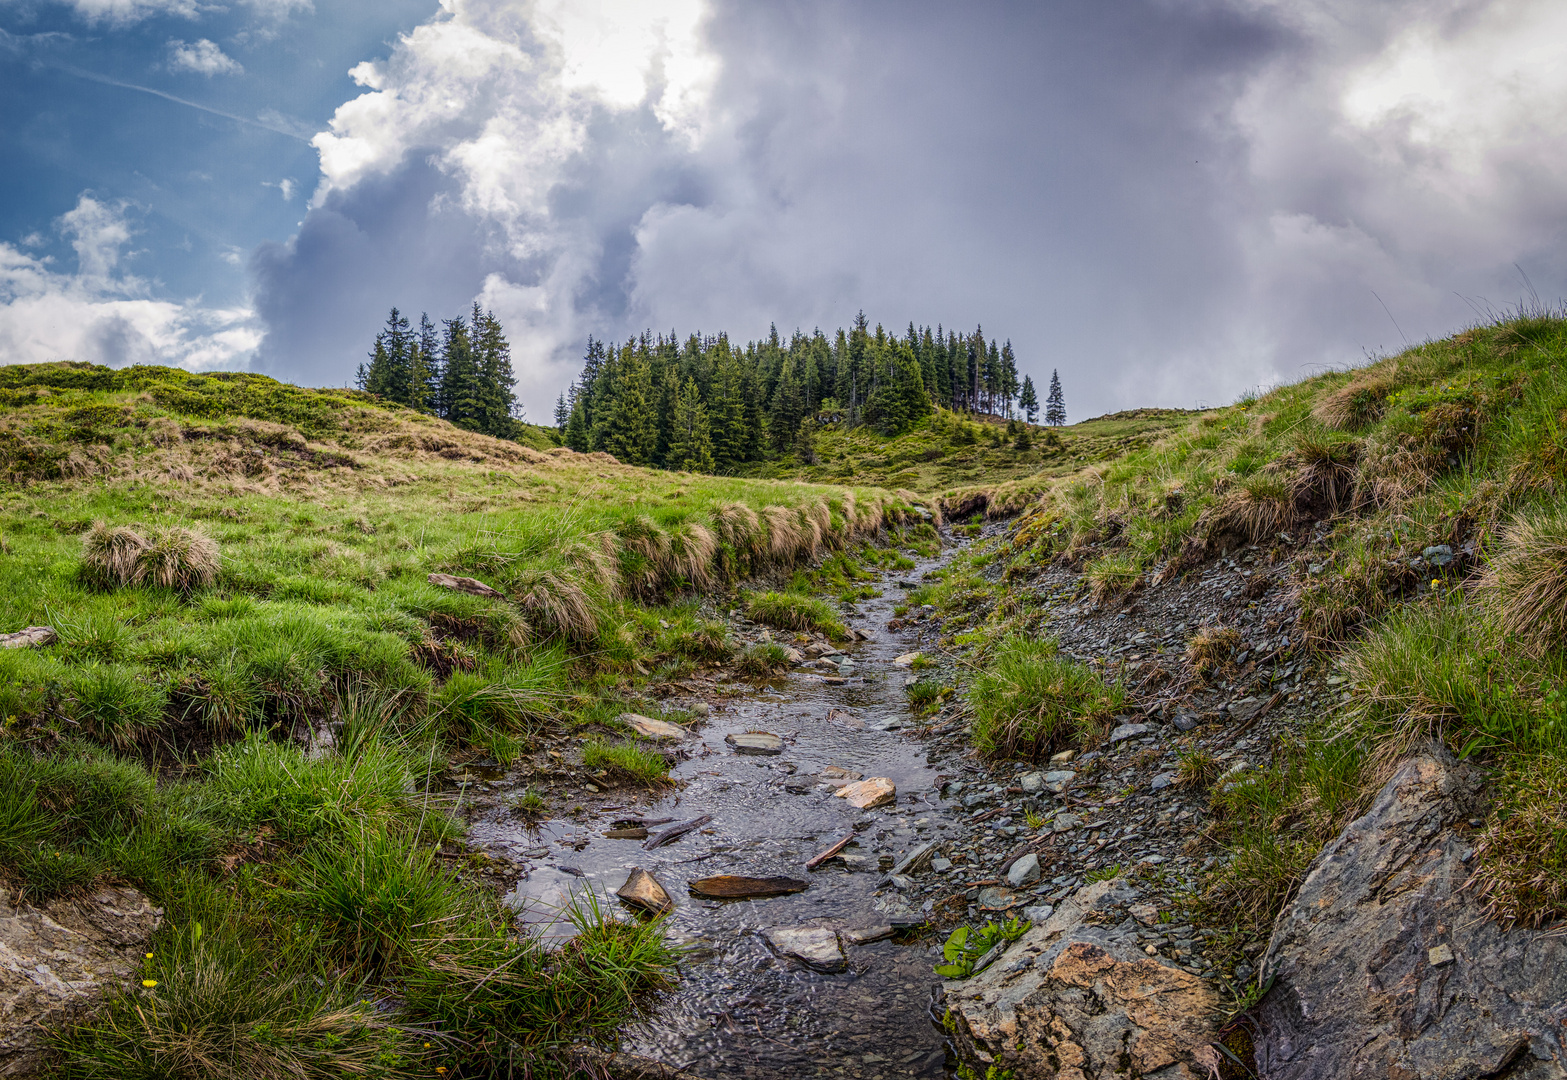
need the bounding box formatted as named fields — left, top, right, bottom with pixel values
left=913, top=310, right=1567, bottom=938
left=0, top=361, right=929, bottom=1078
left=746, top=405, right=1194, bottom=497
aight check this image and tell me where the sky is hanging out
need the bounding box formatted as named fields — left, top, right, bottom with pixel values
left=2, top=0, right=1565, bottom=422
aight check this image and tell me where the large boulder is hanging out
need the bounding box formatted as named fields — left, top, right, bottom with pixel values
left=1256, top=749, right=1567, bottom=1079
left=944, top=878, right=1220, bottom=1078
left=0, top=885, right=163, bottom=1076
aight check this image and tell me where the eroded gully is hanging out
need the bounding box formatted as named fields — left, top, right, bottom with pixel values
left=463, top=543, right=975, bottom=1079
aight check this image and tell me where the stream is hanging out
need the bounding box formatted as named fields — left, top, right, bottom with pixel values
left=465, top=546, right=974, bottom=1079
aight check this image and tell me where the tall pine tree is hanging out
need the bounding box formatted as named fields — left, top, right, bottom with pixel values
left=1019, top=374, right=1039, bottom=424
left=1045, top=369, right=1066, bottom=426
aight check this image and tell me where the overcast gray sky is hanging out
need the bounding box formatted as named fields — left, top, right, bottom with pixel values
left=4, top=0, right=1565, bottom=420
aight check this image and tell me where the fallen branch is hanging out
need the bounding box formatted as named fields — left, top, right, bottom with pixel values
left=643, top=814, right=713, bottom=850
left=805, top=832, right=857, bottom=871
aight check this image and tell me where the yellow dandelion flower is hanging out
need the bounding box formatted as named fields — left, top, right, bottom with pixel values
left=423, top=1043, right=431, bottom=1049
left=142, top=979, right=158, bottom=988
left=145, top=952, right=153, bottom=959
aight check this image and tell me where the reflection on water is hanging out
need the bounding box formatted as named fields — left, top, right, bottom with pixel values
left=465, top=555, right=964, bottom=1078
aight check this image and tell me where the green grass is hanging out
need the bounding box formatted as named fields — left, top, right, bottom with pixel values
left=743, top=590, right=848, bottom=640
left=581, top=738, right=671, bottom=786
left=0, top=359, right=934, bottom=1074
left=967, top=636, right=1127, bottom=761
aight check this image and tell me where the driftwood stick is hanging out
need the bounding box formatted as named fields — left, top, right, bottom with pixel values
left=804, top=832, right=857, bottom=871
left=642, top=814, right=713, bottom=850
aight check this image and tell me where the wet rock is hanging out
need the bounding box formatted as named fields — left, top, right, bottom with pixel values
left=504, top=867, right=588, bottom=941
left=782, top=647, right=805, bottom=664
left=0, top=626, right=56, bottom=649
left=690, top=701, right=711, bottom=717
left=977, top=886, right=1024, bottom=911
left=843, top=924, right=895, bottom=946
left=892, top=651, right=921, bottom=667
left=945, top=879, right=1219, bottom=1079
left=1256, top=749, right=1567, bottom=1080
left=763, top=927, right=846, bottom=972
left=0, top=885, right=163, bottom=1077
left=1007, top=853, right=1042, bottom=888
left=688, top=875, right=809, bottom=899
left=604, top=827, right=649, bottom=839
left=619, top=712, right=688, bottom=740
left=835, top=777, right=897, bottom=809
left=819, top=764, right=863, bottom=781
left=1108, top=722, right=1152, bottom=744
left=616, top=867, right=673, bottom=915
left=890, top=840, right=939, bottom=876
left=1018, top=772, right=1044, bottom=794
left=725, top=731, right=783, bottom=755
left=1422, top=544, right=1454, bottom=567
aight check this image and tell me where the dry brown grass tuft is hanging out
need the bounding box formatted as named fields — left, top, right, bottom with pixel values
left=1484, top=510, right=1567, bottom=656
left=1205, top=473, right=1295, bottom=544
left=81, top=521, right=220, bottom=592
left=762, top=504, right=804, bottom=564
left=1313, top=372, right=1394, bottom=430
left=1290, top=437, right=1360, bottom=515
left=713, top=502, right=763, bottom=561
left=81, top=521, right=150, bottom=588
left=139, top=526, right=221, bottom=592
left=1186, top=625, right=1241, bottom=677
left=512, top=569, right=597, bottom=643
left=663, top=521, right=718, bottom=590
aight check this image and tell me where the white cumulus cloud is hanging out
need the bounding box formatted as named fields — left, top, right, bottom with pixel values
left=0, top=195, right=261, bottom=372
left=167, top=38, right=244, bottom=77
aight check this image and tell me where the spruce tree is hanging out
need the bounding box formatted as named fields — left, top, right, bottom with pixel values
left=1045, top=369, right=1066, bottom=426
left=564, top=397, right=590, bottom=451
left=437, top=317, right=482, bottom=429
left=472, top=306, right=519, bottom=438
left=667, top=376, right=714, bottom=472
left=410, top=314, right=440, bottom=412
left=1019, top=375, right=1039, bottom=424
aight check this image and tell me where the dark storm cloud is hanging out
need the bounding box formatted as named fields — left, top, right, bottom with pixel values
left=247, top=0, right=1567, bottom=418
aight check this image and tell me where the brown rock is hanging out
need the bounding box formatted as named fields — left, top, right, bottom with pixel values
left=0, top=885, right=163, bottom=1077
left=615, top=868, right=673, bottom=915
left=944, top=879, right=1218, bottom=1079
left=688, top=875, right=809, bottom=899
left=426, top=572, right=505, bottom=600
left=834, top=777, right=896, bottom=809
left=1255, top=749, right=1567, bottom=1080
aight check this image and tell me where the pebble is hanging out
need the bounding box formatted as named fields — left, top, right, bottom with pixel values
left=726, top=732, right=784, bottom=755
left=1109, top=722, right=1152, bottom=744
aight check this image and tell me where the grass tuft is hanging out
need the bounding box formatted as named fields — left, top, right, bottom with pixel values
left=581, top=739, right=671, bottom=787
left=744, top=591, right=847, bottom=640
left=1485, top=509, right=1567, bottom=657
left=968, top=636, right=1125, bottom=761
left=1471, top=752, right=1567, bottom=927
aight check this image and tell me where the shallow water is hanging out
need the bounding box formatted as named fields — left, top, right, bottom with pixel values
left=466, top=553, right=969, bottom=1078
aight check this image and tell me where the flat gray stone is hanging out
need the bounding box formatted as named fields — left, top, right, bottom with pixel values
left=977, top=886, right=1024, bottom=911
left=763, top=927, right=846, bottom=972
left=890, top=840, right=939, bottom=876
left=1019, top=771, right=1044, bottom=794
left=1229, top=696, right=1265, bottom=723
left=1042, top=769, right=1076, bottom=794
left=843, top=924, right=895, bottom=946
left=1007, top=853, right=1042, bottom=888
left=1109, top=722, right=1152, bottom=743
left=725, top=731, right=783, bottom=755
left=1150, top=772, right=1177, bottom=791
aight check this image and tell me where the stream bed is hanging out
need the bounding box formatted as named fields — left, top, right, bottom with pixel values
left=465, top=549, right=974, bottom=1079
